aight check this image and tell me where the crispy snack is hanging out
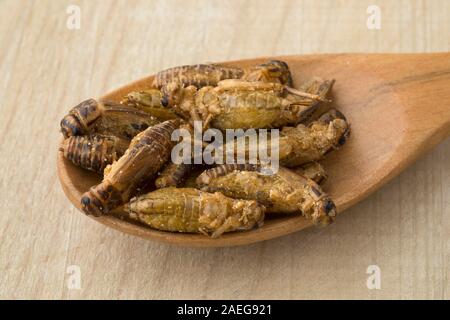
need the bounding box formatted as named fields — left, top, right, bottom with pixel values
left=155, top=162, right=193, bottom=188
left=80, top=120, right=179, bottom=216
left=220, top=108, right=349, bottom=167
left=292, top=162, right=328, bottom=184
left=152, top=60, right=293, bottom=90
left=125, top=187, right=265, bottom=238
left=279, top=109, right=350, bottom=166
left=166, top=78, right=333, bottom=129
left=197, top=166, right=336, bottom=226
left=60, top=134, right=129, bottom=173
left=120, top=89, right=180, bottom=121
left=60, top=99, right=160, bottom=139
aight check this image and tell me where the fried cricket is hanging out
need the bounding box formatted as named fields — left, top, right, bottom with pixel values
left=165, top=78, right=333, bottom=129
left=125, top=187, right=265, bottom=238
left=220, top=108, right=349, bottom=167
left=60, top=99, right=160, bottom=139
left=278, top=109, right=350, bottom=166
left=80, top=120, right=179, bottom=216
left=197, top=165, right=336, bottom=226
left=153, top=60, right=293, bottom=91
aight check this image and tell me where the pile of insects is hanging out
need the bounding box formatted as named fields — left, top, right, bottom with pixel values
left=60, top=60, right=350, bottom=238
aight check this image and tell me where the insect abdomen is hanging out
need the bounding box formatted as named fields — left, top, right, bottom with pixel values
left=61, top=134, right=129, bottom=173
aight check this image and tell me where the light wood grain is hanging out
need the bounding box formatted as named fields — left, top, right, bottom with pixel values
left=0, top=0, right=449, bottom=299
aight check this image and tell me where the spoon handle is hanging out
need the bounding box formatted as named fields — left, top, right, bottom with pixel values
left=364, top=53, right=450, bottom=173
left=375, top=53, right=450, bottom=138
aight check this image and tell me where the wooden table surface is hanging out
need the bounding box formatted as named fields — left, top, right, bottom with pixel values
left=0, top=0, right=449, bottom=300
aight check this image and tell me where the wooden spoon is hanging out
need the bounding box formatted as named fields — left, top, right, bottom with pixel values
left=57, top=53, right=450, bottom=247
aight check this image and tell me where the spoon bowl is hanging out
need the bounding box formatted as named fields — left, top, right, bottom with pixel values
left=57, top=53, right=450, bottom=247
